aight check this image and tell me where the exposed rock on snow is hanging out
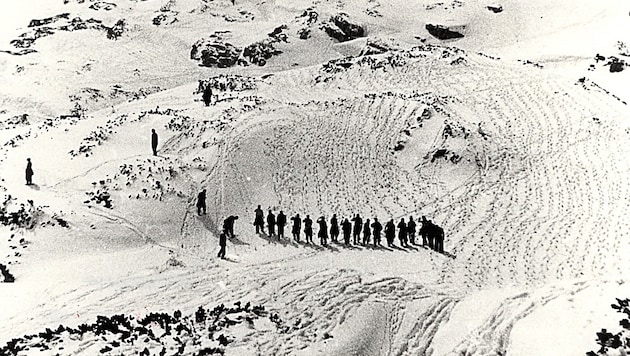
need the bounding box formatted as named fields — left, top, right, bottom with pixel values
left=190, top=38, right=242, bottom=68
left=487, top=5, right=503, bottom=13
left=426, top=23, right=465, bottom=40
left=321, top=13, right=366, bottom=42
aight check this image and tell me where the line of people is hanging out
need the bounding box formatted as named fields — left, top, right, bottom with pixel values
left=252, top=205, right=445, bottom=253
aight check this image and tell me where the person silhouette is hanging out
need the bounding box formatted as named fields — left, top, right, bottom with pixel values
left=303, top=215, right=313, bottom=243
left=341, top=218, right=352, bottom=245
left=254, top=205, right=264, bottom=234
left=407, top=216, right=417, bottom=245
left=397, top=218, right=408, bottom=247
left=330, top=214, right=339, bottom=242
left=217, top=232, right=227, bottom=259
left=267, top=210, right=276, bottom=237
left=351, top=214, right=362, bottom=245
left=371, top=218, right=382, bottom=246
left=223, top=215, right=238, bottom=238
left=203, top=85, right=213, bottom=106
left=196, top=189, right=206, bottom=216
left=25, top=158, right=34, bottom=185
left=362, top=219, right=371, bottom=245
left=317, top=216, right=328, bottom=246
left=277, top=211, right=287, bottom=239
left=151, top=129, right=158, bottom=156
left=385, top=219, right=395, bottom=247
left=291, top=213, right=301, bottom=241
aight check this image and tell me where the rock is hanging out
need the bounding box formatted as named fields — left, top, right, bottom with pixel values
left=425, top=24, right=464, bottom=40
left=191, top=39, right=242, bottom=68
left=322, top=13, right=366, bottom=42
left=609, top=57, right=625, bottom=72
left=359, top=39, right=395, bottom=56
left=105, top=19, right=126, bottom=40
left=243, top=39, right=281, bottom=66
left=487, top=5, right=503, bottom=13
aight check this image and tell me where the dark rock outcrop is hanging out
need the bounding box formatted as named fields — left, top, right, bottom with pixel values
left=191, top=39, right=242, bottom=68
left=425, top=24, right=464, bottom=40
left=322, top=13, right=366, bottom=42
left=487, top=5, right=503, bottom=13
left=243, top=39, right=281, bottom=66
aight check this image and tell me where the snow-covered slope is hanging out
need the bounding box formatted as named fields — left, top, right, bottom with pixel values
left=1, top=0, right=629, bottom=355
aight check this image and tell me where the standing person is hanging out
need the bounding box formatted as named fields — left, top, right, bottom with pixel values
left=203, top=85, right=213, bottom=106
left=303, top=215, right=313, bottom=244
left=397, top=218, right=408, bottom=247
left=291, top=213, right=301, bottom=242
left=407, top=216, right=417, bottom=245
left=330, top=214, right=339, bottom=243
left=385, top=219, right=395, bottom=247
left=371, top=218, right=382, bottom=246
left=223, top=215, right=238, bottom=238
left=266, top=210, right=276, bottom=237
left=362, top=219, right=371, bottom=245
left=317, top=216, right=328, bottom=246
left=25, top=158, right=34, bottom=185
left=254, top=205, right=264, bottom=234
left=217, top=232, right=227, bottom=259
left=277, top=211, right=287, bottom=239
left=151, top=129, right=158, bottom=156
left=351, top=214, right=362, bottom=245
left=341, top=218, right=352, bottom=245
left=434, top=224, right=445, bottom=253
left=196, top=189, right=207, bottom=216
left=427, top=220, right=435, bottom=250
left=420, top=216, right=429, bottom=247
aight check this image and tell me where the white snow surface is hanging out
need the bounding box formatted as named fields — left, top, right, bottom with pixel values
left=0, top=0, right=629, bottom=355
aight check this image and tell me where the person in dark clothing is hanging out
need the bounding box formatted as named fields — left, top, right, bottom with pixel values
left=217, top=232, right=227, bottom=259
left=397, top=218, right=408, bottom=247
left=341, top=218, right=352, bottom=245
left=351, top=214, right=362, bottom=245
left=151, top=129, right=158, bottom=156
left=420, top=216, right=429, bottom=247
left=267, top=210, right=276, bottom=237
left=385, top=219, right=395, bottom=247
left=407, top=216, right=417, bottom=245
left=427, top=220, right=435, bottom=250
left=196, top=189, right=206, bottom=216
left=329, top=214, right=339, bottom=242
left=371, top=218, right=382, bottom=246
left=254, top=205, right=264, bottom=234
left=434, top=224, right=445, bottom=253
left=317, top=216, right=328, bottom=246
left=203, top=85, right=213, bottom=106
left=277, top=211, right=287, bottom=239
left=291, top=213, right=301, bottom=242
left=25, top=158, right=34, bottom=185
left=362, top=219, right=371, bottom=245
left=223, top=215, right=238, bottom=238
left=303, top=215, right=313, bottom=243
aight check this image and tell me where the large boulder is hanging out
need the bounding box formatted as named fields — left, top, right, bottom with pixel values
left=425, top=24, right=464, bottom=40
left=322, top=13, right=366, bottom=42
left=191, top=39, right=242, bottom=68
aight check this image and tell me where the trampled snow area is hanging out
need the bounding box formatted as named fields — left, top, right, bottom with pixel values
left=0, top=0, right=629, bottom=355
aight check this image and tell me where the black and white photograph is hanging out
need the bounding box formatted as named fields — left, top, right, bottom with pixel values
left=0, top=0, right=629, bottom=355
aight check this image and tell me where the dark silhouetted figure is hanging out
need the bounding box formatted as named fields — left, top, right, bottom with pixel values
left=433, top=224, right=445, bottom=253
left=254, top=205, right=264, bottom=234
left=223, top=215, right=238, bottom=238
left=151, top=129, right=158, bottom=156
left=362, top=219, right=371, bottom=245
left=427, top=220, right=435, bottom=250
left=398, top=218, right=408, bottom=247
left=407, top=216, right=417, bottom=245
left=25, top=158, right=34, bottom=185
left=371, top=218, right=382, bottom=246
left=341, top=218, right=352, bottom=245
left=291, top=213, right=301, bottom=242
left=277, top=211, right=287, bottom=239
left=351, top=214, right=362, bottom=245
left=317, top=216, right=328, bottom=246
left=196, top=189, right=206, bottom=216
left=203, top=85, right=213, bottom=106
left=303, top=215, right=313, bottom=243
left=267, top=210, right=276, bottom=237
left=217, top=232, right=226, bottom=259
left=420, top=216, right=429, bottom=247
left=385, top=219, right=395, bottom=247
left=330, top=214, right=339, bottom=242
